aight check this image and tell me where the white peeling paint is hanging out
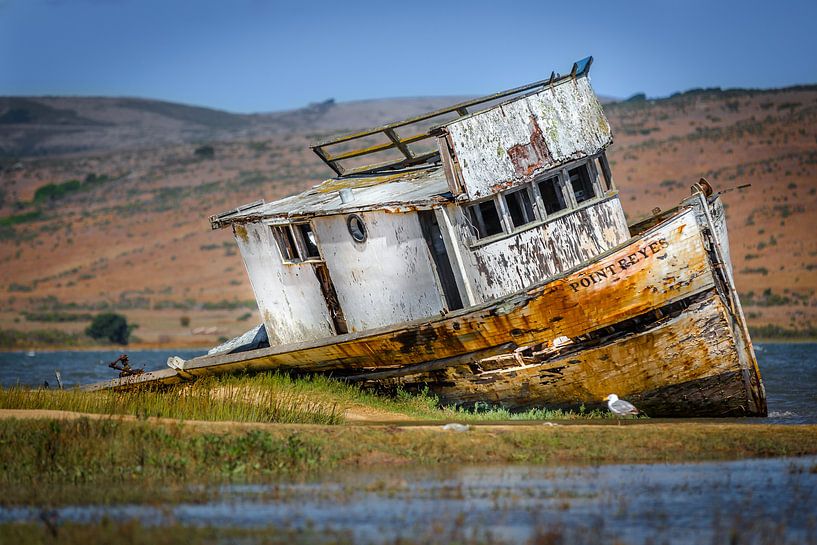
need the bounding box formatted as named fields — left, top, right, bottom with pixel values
left=445, top=77, right=612, bottom=200
left=233, top=222, right=335, bottom=347
left=313, top=210, right=444, bottom=332
left=447, top=198, right=630, bottom=303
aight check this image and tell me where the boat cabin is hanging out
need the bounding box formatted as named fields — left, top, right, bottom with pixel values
left=211, top=57, right=630, bottom=348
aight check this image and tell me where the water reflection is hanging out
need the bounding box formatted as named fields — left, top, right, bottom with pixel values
left=2, top=456, right=816, bottom=544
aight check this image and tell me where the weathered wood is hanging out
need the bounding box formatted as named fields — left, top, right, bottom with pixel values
left=310, top=58, right=594, bottom=176
left=94, top=207, right=714, bottom=384
left=374, top=293, right=762, bottom=417
left=445, top=77, right=612, bottom=200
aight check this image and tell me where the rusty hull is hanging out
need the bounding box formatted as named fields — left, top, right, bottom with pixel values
left=89, top=205, right=766, bottom=417
left=366, top=293, right=763, bottom=416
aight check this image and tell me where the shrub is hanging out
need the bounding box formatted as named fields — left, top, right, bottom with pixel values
left=85, top=313, right=132, bottom=345
left=33, top=180, right=81, bottom=202
left=180, top=316, right=191, bottom=327
left=194, top=145, right=215, bottom=159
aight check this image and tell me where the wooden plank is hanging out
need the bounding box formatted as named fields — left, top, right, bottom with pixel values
left=384, top=128, right=414, bottom=160
left=313, top=146, right=343, bottom=176
left=309, top=60, right=594, bottom=175
left=382, top=292, right=764, bottom=417
left=326, top=132, right=427, bottom=163
left=342, top=151, right=439, bottom=176
left=311, top=70, right=585, bottom=149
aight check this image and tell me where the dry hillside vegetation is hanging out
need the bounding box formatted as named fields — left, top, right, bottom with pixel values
left=0, top=85, right=815, bottom=347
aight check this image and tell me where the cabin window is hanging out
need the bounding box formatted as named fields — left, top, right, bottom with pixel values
left=296, top=223, right=321, bottom=259
left=346, top=214, right=367, bottom=243
left=465, top=199, right=503, bottom=239
left=273, top=225, right=300, bottom=262
left=272, top=222, right=322, bottom=263
left=504, top=187, right=536, bottom=229
left=595, top=154, right=613, bottom=192
left=569, top=164, right=596, bottom=204
left=537, top=175, right=567, bottom=215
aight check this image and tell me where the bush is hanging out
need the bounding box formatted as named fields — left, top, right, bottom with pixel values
left=194, top=145, right=215, bottom=159
left=85, top=313, right=132, bottom=345
left=33, top=180, right=81, bottom=202
left=180, top=315, right=190, bottom=327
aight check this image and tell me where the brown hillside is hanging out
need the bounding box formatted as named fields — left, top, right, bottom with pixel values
left=0, top=86, right=815, bottom=348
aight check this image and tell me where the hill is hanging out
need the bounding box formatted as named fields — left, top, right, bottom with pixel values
left=0, top=85, right=815, bottom=348
left=0, top=95, right=470, bottom=157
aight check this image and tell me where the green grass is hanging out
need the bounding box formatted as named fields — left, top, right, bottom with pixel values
left=0, top=371, right=609, bottom=425
left=0, top=373, right=345, bottom=425
left=0, top=418, right=325, bottom=505
left=0, top=328, right=84, bottom=349
left=0, top=210, right=43, bottom=227
left=0, top=417, right=815, bottom=507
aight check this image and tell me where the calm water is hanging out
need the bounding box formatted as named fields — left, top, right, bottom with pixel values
left=0, top=343, right=815, bottom=423
left=2, top=456, right=816, bottom=544
left=0, top=348, right=205, bottom=388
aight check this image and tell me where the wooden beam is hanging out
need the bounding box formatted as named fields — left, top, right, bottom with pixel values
left=384, top=128, right=414, bottom=160
left=326, top=131, right=427, bottom=163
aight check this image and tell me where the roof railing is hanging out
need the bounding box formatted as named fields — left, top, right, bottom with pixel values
left=310, top=57, right=593, bottom=177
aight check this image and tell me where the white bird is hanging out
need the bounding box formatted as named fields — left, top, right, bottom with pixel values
left=603, top=394, right=640, bottom=417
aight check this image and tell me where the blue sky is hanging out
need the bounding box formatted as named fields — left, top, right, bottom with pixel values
left=1, top=0, right=815, bottom=113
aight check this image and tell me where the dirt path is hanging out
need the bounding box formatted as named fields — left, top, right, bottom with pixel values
left=343, top=404, right=411, bottom=422
left=0, top=408, right=568, bottom=432
left=3, top=408, right=812, bottom=435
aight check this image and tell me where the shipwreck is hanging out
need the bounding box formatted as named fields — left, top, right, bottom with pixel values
left=92, top=57, right=767, bottom=417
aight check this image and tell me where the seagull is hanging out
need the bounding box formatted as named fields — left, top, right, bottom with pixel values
left=603, top=394, right=640, bottom=418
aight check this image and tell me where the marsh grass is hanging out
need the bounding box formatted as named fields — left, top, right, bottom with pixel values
left=0, top=418, right=326, bottom=506
left=1, top=417, right=816, bottom=507
left=0, top=373, right=345, bottom=425
left=0, top=371, right=611, bottom=424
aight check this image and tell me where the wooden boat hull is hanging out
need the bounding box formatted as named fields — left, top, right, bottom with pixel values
left=90, top=196, right=766, bottom=417
left=364, top=293, right=762, bottom=416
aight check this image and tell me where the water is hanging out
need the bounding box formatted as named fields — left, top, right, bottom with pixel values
left=1, top=343, right=815, bottom=423
left=2, top=456, right=815, bottom=544
left=756, top=343, right=817, bottom=424
left=0, top=348, right=205, bottom=388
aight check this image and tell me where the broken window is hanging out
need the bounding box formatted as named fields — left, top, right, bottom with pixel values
left=569, top=163, right=596, bottom=204
left=504, top=187, right=536, bottom=229
left=296, top=223, right=321, bottom=259
left=595, top=154, right=614, bottom=192
left=465, top=198, right=503, bottom=240
left=273, top=225, right=300, bottom=262
left=537, top=175, right=567, bottom=215
left=273, top=222, right=322, bottom=263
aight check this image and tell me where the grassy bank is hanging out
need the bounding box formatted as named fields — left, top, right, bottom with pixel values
left=1, top=417, right=816, bottom=506
left=0, top=371, right=607, bottom=424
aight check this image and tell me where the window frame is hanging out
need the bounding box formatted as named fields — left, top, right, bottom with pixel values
left=567, top=162, right=598, bottom=205
left=464, top=196, right=504, bottom=240
left=503, top=185, right=538, bottom=230
left=532, top=172, right=569, bottom=218
left=271, top=221, right=323, bottom=264
left=462, top=152, right=616, bottom=248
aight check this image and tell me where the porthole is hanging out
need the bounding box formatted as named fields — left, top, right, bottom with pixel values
left=346, top=214, right=367, bottom=243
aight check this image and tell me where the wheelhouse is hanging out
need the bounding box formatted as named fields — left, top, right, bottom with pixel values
left=211, top=57, right=630, bottom=347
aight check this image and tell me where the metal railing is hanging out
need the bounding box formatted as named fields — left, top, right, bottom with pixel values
left=310, top=57, right=593, bottom=177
